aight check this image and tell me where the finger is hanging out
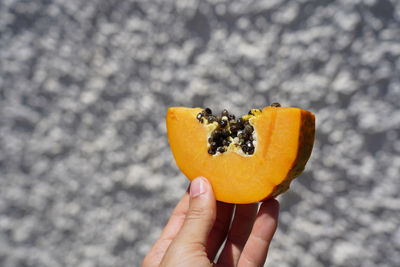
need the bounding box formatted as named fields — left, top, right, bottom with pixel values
left=238, top=199, right=279, bottom=267
left=172, top=177, right=216, bottom=247
left=161, top=177, right=216, bottom=266
left=142, top=188, right=190, bottom=267
left=160, top=177, right=216, bottom=266
left=206, top=201, right=234, bottom=261
left=217, top=203, right=259, bottom=266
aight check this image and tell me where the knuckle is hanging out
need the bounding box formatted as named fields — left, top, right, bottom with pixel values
left=186, top=206, right=213, bottom=221
left=241, top=251, right=258, bottom=266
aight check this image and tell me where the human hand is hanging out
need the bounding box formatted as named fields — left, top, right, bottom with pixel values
left=142, top=177, right=279, bottom=267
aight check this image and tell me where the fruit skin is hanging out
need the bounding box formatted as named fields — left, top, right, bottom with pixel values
left=269, top=110, right=315, bottom=198
left=166, top=106, right=315, bottom=204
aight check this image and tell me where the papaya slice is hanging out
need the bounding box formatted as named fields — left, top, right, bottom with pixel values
left=166, top=105, right=315, bottom=204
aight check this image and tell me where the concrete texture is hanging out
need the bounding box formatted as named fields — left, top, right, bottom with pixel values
left=1, top=0, right=400, bottom=266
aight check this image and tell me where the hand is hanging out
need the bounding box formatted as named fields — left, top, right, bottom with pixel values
left=142, top=177, right=280, bottom=267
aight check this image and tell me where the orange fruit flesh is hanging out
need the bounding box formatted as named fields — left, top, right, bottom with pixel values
left=166, top=106, right=315, bottom=204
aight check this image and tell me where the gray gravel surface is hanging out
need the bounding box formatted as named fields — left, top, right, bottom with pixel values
left=1, top=0, right=400, bottom=266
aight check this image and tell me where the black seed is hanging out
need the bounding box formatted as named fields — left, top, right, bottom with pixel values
left=271, top=102, right=281, bottom=107
left=213, top=137, right=222, bottom=144
left=211, top=142, right=218, bottom=148
left=205, top=108, right=212, bottom=114
left=243, top=134, right=251, bottom=141
left=216, top=137, right=224, bottom=144
left=208, top=137, right=214, bottom=143
left=241, top=145, right=248, bottom=153
left=230, top=124, right=238, bottom=132
left=207, top=115, right=216, bottom=123
left=243, top=141, right=254, bottom=154
left=230, top=125, right=239, bottom=136
left=238, top=132, right=244, bottom=139
left=245, top=141, right=254, bottom=150
left=219, top=120, right=227, bottom=127
left=222, top=139, right=231, bottom=146
left=246, top=141, right=254, bottom=150
left=196, top=113, right=203, bottom=122
left=221, top=129, right=230, bottom=137
left=221, top=109, right=229, bottom=117
left=228, top=114, right=236, bottom=121
left=213, top=130, right=222, bottom=137
left=208, top=147, right=216, bottom=155
left=244, top=125, right=254, bottom=135
left=248, top=110, right=253, bottom=115
left=248, top=135, right=254, bottom=141
left=247, top=147, right=255, bottom=154
left=217, top=146, right=225, bottom=153
left=237, top=119, right=246, bottom=130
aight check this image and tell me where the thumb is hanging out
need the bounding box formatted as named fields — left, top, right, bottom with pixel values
left=173, top=177, right=216, bottom=247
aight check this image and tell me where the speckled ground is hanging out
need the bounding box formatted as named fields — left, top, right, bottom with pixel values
left=1, top=0, right=400, bottom=266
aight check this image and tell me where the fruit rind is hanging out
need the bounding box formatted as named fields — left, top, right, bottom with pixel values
left=270, top=110, right=315, bottom=198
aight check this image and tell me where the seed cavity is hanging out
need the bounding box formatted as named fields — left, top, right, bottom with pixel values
left=197, top=107, right=270, bottom=156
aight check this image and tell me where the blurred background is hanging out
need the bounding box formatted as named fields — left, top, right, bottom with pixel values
left=1, top=0, right=400, bottom=266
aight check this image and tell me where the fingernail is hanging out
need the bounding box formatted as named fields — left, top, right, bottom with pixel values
left=190, top=177, right=207, bottom=198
